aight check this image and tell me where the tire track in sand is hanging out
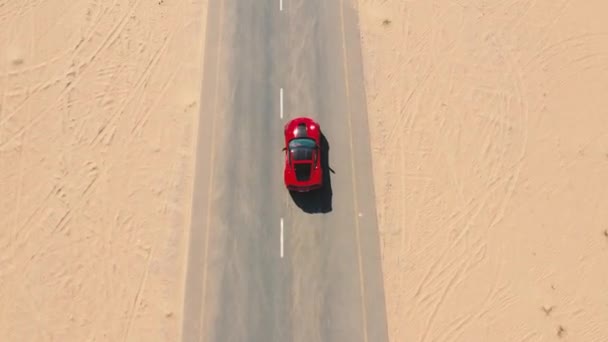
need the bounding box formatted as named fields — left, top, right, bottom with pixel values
left=374, top=3, right=530, bottom=340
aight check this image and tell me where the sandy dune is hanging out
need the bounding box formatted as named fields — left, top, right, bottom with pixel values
left=1, top=1, right=206, bottom=341
left=357, top=0, right=608, bottom=340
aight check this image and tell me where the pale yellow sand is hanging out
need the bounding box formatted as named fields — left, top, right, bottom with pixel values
left=358, top=0, right=608, bottom=340
left=0, top=1, right=206, bottom=341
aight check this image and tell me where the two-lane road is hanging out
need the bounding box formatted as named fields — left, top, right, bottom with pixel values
left=181, top=0, right=388, bottom=341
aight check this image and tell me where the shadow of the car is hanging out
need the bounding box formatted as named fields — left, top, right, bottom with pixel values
left=289, top=132, right=333, bottom=214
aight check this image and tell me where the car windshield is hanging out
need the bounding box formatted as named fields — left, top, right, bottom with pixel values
left=288, top=138, right=316, bottom=149
left=289, top=138, right=316, bottom=161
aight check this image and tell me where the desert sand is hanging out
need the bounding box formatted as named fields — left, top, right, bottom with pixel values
left=357, top=0, right=608, bottom=340
left=1, top=1, right=206, bottom=341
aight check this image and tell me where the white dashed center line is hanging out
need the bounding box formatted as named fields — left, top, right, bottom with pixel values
left=280, top=0, right=283, bottom=11
left=280, top=218, right=284, bottom=258
left=280, top=88, right=284, bottom=119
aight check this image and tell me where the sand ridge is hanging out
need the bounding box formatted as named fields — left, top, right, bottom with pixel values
left=1, top=1, right=206, bottom=341
left=357, top=0, right=608, bottom=340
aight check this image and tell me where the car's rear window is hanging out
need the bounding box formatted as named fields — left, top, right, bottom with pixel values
left=294, top=163, right=312, bottom=181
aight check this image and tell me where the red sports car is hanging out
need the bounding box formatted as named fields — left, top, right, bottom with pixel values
left=283, top=117, right=323, bottom=192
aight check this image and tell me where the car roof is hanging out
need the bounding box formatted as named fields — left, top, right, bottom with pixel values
left=291, top=147, right=314, bottom=161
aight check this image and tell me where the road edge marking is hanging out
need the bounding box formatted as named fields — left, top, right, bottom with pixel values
left=339, top=1, right=370, bottom=342
left=199, top=0, right=226, bottom=340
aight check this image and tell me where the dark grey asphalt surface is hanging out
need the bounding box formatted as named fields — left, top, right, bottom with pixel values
left=181, top=0, right=388, bottom=341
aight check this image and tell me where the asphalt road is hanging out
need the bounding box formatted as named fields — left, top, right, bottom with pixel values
left=181, top=0, right=388, bottom=341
